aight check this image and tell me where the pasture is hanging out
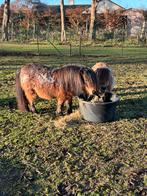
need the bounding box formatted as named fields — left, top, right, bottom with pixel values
left=0, top=43, right=147, bottom=195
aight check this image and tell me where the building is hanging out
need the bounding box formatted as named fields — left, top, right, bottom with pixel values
left=124, top=9, right=147, bottom=37
left=33, top=0, right=147, bottom=37
left=83, top=0, right=147, bottom=37
left=83, top=0, right=125, bottom=14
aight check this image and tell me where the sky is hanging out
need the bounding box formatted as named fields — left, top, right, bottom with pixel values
left=0, top=0, right=147, bottom=9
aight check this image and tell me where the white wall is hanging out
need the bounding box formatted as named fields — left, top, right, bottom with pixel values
left=96, top=0, right=124, bottom=13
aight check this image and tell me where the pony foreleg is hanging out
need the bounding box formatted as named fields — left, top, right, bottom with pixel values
left=66, top=98, right=73, bottom=114
left=56, top=98, right=65, bottom=116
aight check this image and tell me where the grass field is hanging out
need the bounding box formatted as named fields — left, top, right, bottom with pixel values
left=0, top=43, right=147, bottom=195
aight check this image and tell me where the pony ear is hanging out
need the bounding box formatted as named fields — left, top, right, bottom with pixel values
left=79, top=67, right=84, bottom=74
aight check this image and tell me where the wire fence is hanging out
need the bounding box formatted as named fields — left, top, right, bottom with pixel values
left=1, top=44, right=147, bottom=71
left=1, top=18, right=147, bottom=70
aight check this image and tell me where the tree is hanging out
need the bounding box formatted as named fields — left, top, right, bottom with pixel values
left=0, top=4, right=4, bottom=27
left=2, top=0, right=10, bottom=41
left=140, top=10, right=147, bottom=39
left=66, top=7, right=86, bottom=34
left=89, top=0, right=97, bottom=41
left=60, top=0, right=66, bottom=43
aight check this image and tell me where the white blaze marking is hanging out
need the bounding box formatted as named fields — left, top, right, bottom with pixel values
left=21, top=74, right=30, bottom=83
left=37, top=73, right=55, bottom=84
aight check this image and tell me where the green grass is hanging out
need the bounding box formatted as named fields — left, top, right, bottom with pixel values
left=1, top=42, right=147, bottom=57
left=0, top=44, right=147, bottom=195
left=1, top=43, right=147, bottom=70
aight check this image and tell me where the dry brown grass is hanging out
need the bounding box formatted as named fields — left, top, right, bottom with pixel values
left=54, top=110, right=82, bottom=129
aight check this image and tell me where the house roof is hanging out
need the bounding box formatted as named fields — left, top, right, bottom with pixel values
left=83, top=0, right=125, bottom=14
left=125, top=8, right=144, bottom=12
left=32, top=0, right=126, bottom=14
left=107, top=0, right=125, bottom=10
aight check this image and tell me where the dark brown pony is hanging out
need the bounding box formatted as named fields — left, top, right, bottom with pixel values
left=92, top=62, right=114, bottom=94
left=16, top=63, right=98, bottom=115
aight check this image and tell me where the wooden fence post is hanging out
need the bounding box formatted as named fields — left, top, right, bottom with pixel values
left=69, top=43, right=72, bottom=57
left=79, top=33, right=82, bottom=56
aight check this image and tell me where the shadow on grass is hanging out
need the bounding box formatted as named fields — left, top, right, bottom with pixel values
left=116, top=96, right=147, bottom=120
left=115, top=85, right=147, bottom=92
left=0, top=93, right=146, bottom=122
left=0, top=156, right=35, bottom=195
left=118, top=91, right=147, bottom=96
left=0, top=97, right=17, bottom=110
left=0, top=157, right=24, bottom=195
left=106, top=57, right=147, bottom=65
left=35, top=99, right=58, bottom=119
left=0, top=97, right=56, bottom=117
left=115, top=85, right=147, bottom=120
left=0, top=156, right=47, bottom=195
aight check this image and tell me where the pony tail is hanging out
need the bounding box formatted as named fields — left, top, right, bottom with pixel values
left=16, top=71, right=29, bottom=112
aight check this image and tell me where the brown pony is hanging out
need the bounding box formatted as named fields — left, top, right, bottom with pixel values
left=16, top=63, right=98, bottom=115
left=92, top=62, right=114, bottom=94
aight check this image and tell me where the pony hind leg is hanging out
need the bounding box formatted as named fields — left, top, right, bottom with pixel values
left=24, top=89, right=37, bottom=113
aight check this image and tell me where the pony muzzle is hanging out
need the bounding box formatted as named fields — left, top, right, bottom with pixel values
left=101, top=86, right=107, bottom=93
left=92, top=90, right=100, bottom=97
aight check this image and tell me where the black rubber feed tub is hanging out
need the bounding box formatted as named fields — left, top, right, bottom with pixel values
left=79, top=94, right=119, bottom=123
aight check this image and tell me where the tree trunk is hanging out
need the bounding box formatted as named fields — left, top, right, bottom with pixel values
left=89, top=0, right=97, bottom=41
left=26, top=18, right=30, bottom=41
left=86, top=18, right=89, bottom=34
left=140, top=11, right=147, bottom=39
left=10, top=20, right=14, bottom=40
left=140, top=20, right=146, bottom=39
left=2, top=0, right=10, bottom=41
left=33, top=20, right=36, bottom=40
left=60, top=0, right=66, bottom=43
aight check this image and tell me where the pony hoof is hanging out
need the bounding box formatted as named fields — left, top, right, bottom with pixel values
left=32, top=110, right=38, bottom=114
left=56, top=112, right=64, bottom=117
left=67, top=110, right=72, bottom=115
left=30, top=108, right=37, bottom=113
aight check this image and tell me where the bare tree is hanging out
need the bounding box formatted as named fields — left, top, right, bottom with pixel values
left=2, top=0, right=10, bottom=41
left=60, top=0, right=66, bottom=43
left=140, top=10, right=147, bottom=39
left=89, top=0, right=97, bottom=41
